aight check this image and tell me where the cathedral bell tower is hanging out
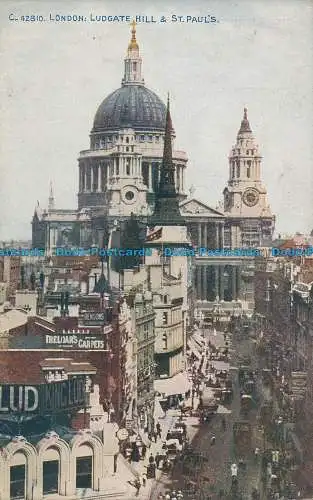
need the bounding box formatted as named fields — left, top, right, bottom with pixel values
left=223, top=108, right=274, bottom=246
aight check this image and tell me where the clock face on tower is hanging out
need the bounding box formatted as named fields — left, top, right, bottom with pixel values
left=242, top=188, right=259, bottom=207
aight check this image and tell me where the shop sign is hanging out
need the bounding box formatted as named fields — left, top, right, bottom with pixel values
left=82, top=311, right=106, bottom=326
left=0, top=377, right=86, bottom=414
left=45, top=331, right=106, bottom=350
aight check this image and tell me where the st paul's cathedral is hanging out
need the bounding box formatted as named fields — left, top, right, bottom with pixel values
left=32, top=23, right=275, bottom=317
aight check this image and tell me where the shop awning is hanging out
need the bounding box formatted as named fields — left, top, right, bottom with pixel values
left=211, top=360, right=230, bottom=371
left=154, top=372, right=192, bottom=397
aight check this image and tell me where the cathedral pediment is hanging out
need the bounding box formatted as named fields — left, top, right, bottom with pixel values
left=180, top=198, right=225, bottom=217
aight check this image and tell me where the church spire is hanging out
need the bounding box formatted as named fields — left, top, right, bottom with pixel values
left=238, top=107, right=252, bottom=135
left=122, top=21, right=144, bottom=86
left=48, top=181, right=55, bottom=211
left=150, top=95, right=184, bottom=226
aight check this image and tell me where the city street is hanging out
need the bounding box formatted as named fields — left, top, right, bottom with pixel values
left=148, top=324, right=264, bottom=500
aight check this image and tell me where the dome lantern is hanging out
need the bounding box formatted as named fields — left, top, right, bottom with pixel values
left=122, top=21, right=144, bottom=86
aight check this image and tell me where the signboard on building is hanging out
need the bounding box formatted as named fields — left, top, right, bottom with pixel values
left=0, top=377, right=86, bottom=414
left=291, top=371, right=307, bottom=400
left=45, top=331, right=106, bottom=350
left=82, top=312, right=106, bottom=326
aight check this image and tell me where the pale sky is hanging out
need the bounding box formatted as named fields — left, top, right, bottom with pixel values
left=0, top=0, right=312, bottom=240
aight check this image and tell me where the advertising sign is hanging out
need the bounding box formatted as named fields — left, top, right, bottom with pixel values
left=45, top=332, right=106, bottom=350
left=82, top=311, right=106, bottom=326
left=0, top=377, right=86, bottom=414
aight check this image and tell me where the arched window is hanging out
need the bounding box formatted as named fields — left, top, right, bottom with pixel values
left=236, top=163, right=240, bottom=178
left=247, top=160, right=251, bottom=178
left=231, top=163, right=235, bottom=178
left=43, top=448, right=59, bottom=495
left=76, top=445, right=93, bottom=489
left=126, top=137, right=129, bottom=144
left=10, top=452, right=26, bottom=499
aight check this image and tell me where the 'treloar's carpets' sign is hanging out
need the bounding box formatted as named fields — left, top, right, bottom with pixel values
left=45, top=331, right=105, bottom=350
left=0, top=378, right=86, bottom=413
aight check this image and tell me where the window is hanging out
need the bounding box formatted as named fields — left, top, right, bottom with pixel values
left=126, top=162, right=130, bottom=175
left=126, top=146, right=129, bottom=152
left=148, top=136, right=153, bottom=142
left=43, top=460, right=59, bottom=494
left=247, top=160, right=251, bottom=178
left=156, top=136, right=160, bottom=142
left=162, top=312, right=168, bottom=324
left=140, top=135, right=145, bottom=142
left=10, top=465, right=25, bottom=499
left=236, top=163, right=240, bottom=177
left=76, top=456, right=92, bottom=489
left=133, top=62, right=137, bottom=72
left=164, top=295, right=168, bottom=304
left=144, top=323, right=148, bottom=340
left=162, top=333, right=168, bottom=350
left=126, top=136, right=129, bottom=143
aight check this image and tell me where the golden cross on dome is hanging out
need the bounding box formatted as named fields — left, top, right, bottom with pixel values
left=128, top=20, right=139, bottom=50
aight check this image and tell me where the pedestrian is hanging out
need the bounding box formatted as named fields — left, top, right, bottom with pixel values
left=141, top=444, right=147, bottom=459
left=142, top=474, right=146, bottom=487
left=149, top=453, right=154, bottom=464
left=254, top=447, right=260, bottom=461
left=156, top=422, right=162, bottom=439
left=221, top=417, right=226, bottom=431
left=134, top=477, right=141, bottom=496
left=210, top=435, right=216, bottom=445
left=153, top=430, right=157, bottom=443
left=155, top=452, right=161, bottom=468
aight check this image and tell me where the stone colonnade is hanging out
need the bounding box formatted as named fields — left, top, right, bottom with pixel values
left=79, top=161, right=108, bottom=193
left=197, top=221, right=225, bottom=249
left=195, top=265, right=241, bottom=302
left=79, top=160, right=186, bottom=194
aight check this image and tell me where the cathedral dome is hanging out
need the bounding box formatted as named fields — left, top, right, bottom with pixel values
left=92, top=85, right=167, bottom=133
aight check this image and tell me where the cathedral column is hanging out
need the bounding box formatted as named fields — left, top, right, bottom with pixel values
left=84, top=167, right=87, bottom=193
left=203, top=266, right=207, bottom=301
left=220, top=266, right=225, bottom=301
left=98, top=164, right=101, bottom=192
left=198, top=223, right=202, bottom=247
left=90, top=165, right=94, bottom=192
left=232, top=266, right=237, bottom=300
left=204, top=224, right=208, bottom=249
left=215, top=223, right=220, bottom=249
left=214, top=267, right=219, bottom=301
left=196, top=267, right=201, bottom=301
left=148, top=163, right=152, bottom=190
left=219, top=222, right=224, bottom=248
left=236, top=267, right=241, bottom=299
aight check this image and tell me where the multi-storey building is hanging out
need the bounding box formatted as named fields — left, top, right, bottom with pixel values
left=126, top=289, right=155, bottom=432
